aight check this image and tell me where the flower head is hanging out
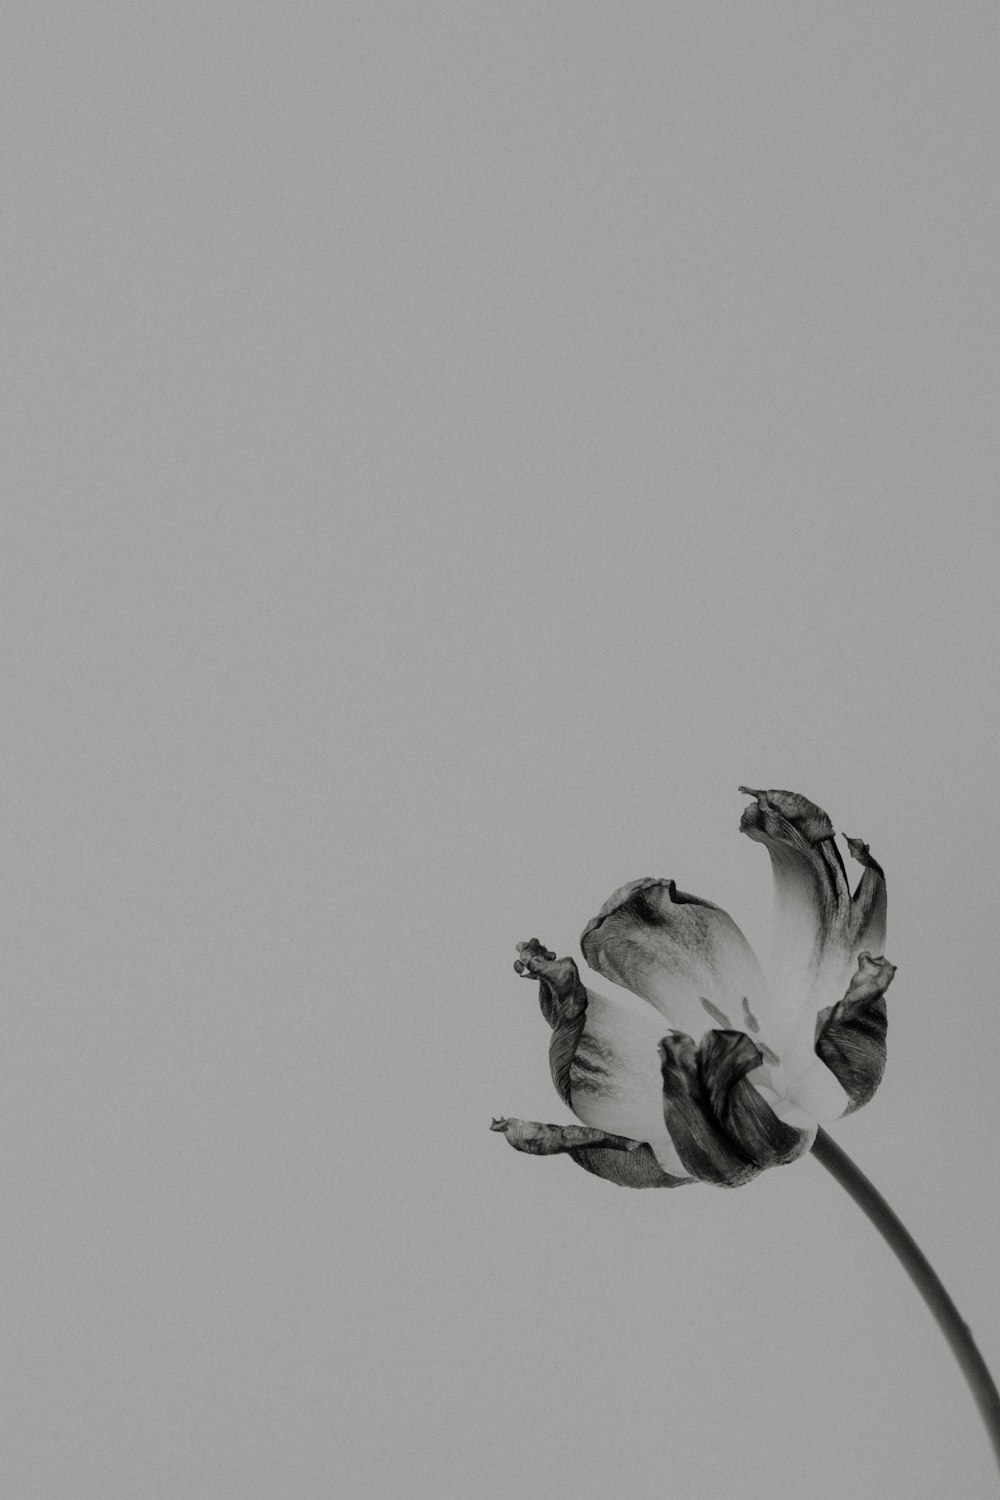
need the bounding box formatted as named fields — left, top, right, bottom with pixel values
left=492, top=788, right=896, bottom=1188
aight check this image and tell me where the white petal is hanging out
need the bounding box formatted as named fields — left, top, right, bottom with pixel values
left=784, top=1057, right=850, bottom=1121
left=569, top=986, right=687, bottom=1178
left=580, top=877, right=769, bottom=1041
left=739, top=788, right=889, bottom=1038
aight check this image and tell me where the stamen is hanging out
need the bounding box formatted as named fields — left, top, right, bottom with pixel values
left=757, top=1040, right=781, bottom=1067
left=741, top=996, right=760, bottom=1033
left=700, top=996, right=733, bottom=1029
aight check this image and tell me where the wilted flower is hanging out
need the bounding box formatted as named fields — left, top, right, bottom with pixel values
left=492, top=788, right=896, bottom=1188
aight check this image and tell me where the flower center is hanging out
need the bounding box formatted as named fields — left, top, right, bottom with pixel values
left=700, top=995, right=781, bottom=1066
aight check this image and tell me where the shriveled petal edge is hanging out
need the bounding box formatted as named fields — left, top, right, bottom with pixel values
left=738, top=786, right=851, bottom=940
left=581, top=876, right=725, bottom=952
left=814, top=952, right=897, bottom=1115
left=699, top=1029, right=816, bottom=1168
left=659, top=1030, right=814, bottom=1186
left=578, top=876, right=768, bottom=1042
left=739, top=786, right=837, bottom=846
left=514, top=939, right=588, bottom=1109
left=490, top=1118, right=692, bottom=1188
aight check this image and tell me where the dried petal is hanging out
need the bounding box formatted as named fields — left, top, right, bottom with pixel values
left=739, top=788, right=849, bottom=988
left=514, top=941, right=587, bottom=1109
left=659, top=1032, right=760, bottom=1187
left=739, top=788, right=888, bottom=1031
left=814, top=952, right=897, bottom=1114
left=699, top=1030, right=814, bottom=1168
left=490, top=1117, right=691, bottom=1188
left=843, top=836, right=887, bottom=957
left=515, top=941, right=687, bottom=1176
left=490, top=1117, right=635, bottom=1154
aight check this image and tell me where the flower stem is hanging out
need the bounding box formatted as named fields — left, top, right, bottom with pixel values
left=811, top=1127, right=1000, bottom=1478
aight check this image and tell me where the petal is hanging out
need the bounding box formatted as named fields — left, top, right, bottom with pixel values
left=658, top=1031, right=814, bottom=1186
left=514, top=939, right=586, bottom=1109
left=659, top=1032, right=759, bottom=1186
left=738, top=785, right=849, bottom=976
left=844, top=837, right=887, bottom=956
left=580, top=878, right=768, bottom=1041
left=781, top=1058, right=850, bottom=1121
left=490, top=1117, right=638, bottom=1154
left=739, top=787, right=888, bottom=1025
left=570, top=1142, right=693, bottom=1188
left=515, top=939, right=687, bottom=1177
left=699, top=1030, right=816, bottom=1168
left=813, top=952, right=897, bottom=1115
left=490, top=1118, right=691, bottom=1188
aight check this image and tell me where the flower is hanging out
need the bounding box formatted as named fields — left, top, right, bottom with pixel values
left=491, top=788, right=896, bottom=1188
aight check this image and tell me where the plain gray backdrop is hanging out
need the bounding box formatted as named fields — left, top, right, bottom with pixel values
left=4, top=4, right=999, bottom=1497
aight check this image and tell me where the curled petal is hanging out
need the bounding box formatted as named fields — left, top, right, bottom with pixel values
left=659, top=1031, right=814, bottom=1186
left=490, top=1117, right=636, bottom=1154
left=699, top=1030, right=815, bottom=1168
left=739, top=788, right=887, bottom=1025
left=659, top=1033, right=759, bottom=1187
left=814, top=952, right=897, bottom=1115
left=740, top=788, right=837, bottom=845
left=514, top=940, right=587, bottom=1109
left=739, top=787, right=849, bottom=971
left=490, top=1118, right=691, bottom=1188
left=580, top=878, right=768, bottom=1040
left=515, top=940, right=688, bottom=1176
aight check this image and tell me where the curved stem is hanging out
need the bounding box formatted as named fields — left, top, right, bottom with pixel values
left=811, top=1127, right=1000, bottom=1478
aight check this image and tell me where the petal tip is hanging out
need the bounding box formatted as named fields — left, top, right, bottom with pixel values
left=581, top=876, right=717, bottom=957
left=580, top=877, right=668, bottom=956
left=852, top=951, right=897, bottom=990
left=739, top=788, right=835, bottom=844
left=658, top=1029, right=696, bottom=1067
left=514, top=938, right=557, bottom=976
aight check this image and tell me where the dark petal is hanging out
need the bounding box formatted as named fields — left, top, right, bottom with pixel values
left=490, top=1117, right=634, bottom=1154
left=814, top=953, right=897, bottom=1114
left=739, top=787, right=837, bottom=845
left=514, top=940, right=588, bottom=1109
left=490, top=1117, right=691, bottom=1188
left=659, top=1032, right=760, bottom=1187
left=698, top=1030, right=813, bottom=1169
left=570, top=1143, right=692, bottom=1188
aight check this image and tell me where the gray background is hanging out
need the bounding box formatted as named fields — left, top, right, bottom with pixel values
left=4, top=4, right=999, bottom=1497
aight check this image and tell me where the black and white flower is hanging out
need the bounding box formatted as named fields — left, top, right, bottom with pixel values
left=492, top=788, right=896, bottom=1189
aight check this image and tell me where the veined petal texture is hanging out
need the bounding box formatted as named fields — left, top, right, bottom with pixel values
left=659, top=1030, right=814, bottom=1187
left=814, top=952, right=897, bottom=1114
left=490, top=1118, right=691, bottom=1188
